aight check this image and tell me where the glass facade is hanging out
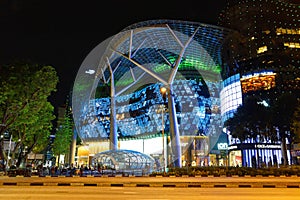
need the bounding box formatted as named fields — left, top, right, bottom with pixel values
left=80, top=80, right=221, bottom=140
left=220, top=73, right=243, bottom=122
left=72, top=19, right=231, bottom=167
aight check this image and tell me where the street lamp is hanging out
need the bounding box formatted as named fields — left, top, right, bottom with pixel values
left=160, top=87, right=167, bottom=172
left=0, top=124, right=5, bottom=172
left=0, top=135, right=3, bottom=172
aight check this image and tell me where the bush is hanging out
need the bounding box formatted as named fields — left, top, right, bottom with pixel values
left=150, top=165, right=300, bottom=177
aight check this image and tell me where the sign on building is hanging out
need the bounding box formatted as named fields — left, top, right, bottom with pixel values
left=27, top=153, right=44, bottom=160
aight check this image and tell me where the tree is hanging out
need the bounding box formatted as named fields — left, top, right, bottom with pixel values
left=224, top=96, right=274, bottom=143
left=291, top=100, right=300, bottom=164
left=224, top=106, right=250, bottom=142
left=291, top=100, right=300, bottom=144
left=0, top=62, right=58, bottom=168
left=224, top=96, right=276, bottom=168
left=272, top=93, right=298, bottom=166
left=52, top=106, right=73, bottom=166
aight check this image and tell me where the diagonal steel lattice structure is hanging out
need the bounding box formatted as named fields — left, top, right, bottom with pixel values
left=72, top=19, right=232, bottom=167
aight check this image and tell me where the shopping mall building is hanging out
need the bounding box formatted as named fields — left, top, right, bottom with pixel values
left=71, top=0, right=300, bottom=170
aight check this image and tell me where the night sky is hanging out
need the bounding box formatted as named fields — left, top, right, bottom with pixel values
left=0, top=0, right=227, bottom=110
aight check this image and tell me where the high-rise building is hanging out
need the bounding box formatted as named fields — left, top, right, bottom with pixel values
left=219, top=0, right=300, bottom=92
left=218, top=0, right=300, bottom=167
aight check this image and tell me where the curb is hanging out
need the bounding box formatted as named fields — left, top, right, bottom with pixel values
left=2, top=174, right=299, bottom=178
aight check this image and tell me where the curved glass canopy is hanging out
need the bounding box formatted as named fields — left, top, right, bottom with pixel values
left=92, top=149, right=155, bottom=174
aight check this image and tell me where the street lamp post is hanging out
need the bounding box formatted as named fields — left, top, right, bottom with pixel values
left=160, top=87, right=167, bottom=172
left=0, top=135, right=3, bottom=172
left=0, top=124, right=6, bottom=173
left=160, top=104, right=165, bottom=172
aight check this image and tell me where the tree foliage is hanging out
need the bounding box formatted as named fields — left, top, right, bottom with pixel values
left=224, top=93, right=299, bottom=166
left=52, top=106, right=73, bottom=165
left=0, top=62, right=58, bottom=167
left=271, top=93, right=298, bottom=165
left=224, top=96, right=275, bottom=143
left=291, top=100, right=300, bottom=144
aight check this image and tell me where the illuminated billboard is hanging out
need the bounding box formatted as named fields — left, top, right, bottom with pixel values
left=240, top=71, right=276, bottom=93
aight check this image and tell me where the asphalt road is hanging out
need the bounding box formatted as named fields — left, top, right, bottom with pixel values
left=1, top=176, right=300, bottom=188
left=0, top=176, right=300, bottom=185
left=0, top=186, right=299, bottom=200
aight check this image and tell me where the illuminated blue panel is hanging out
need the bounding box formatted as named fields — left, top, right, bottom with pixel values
left=220, top=73, right=242, bottom=122
left=79, top=79, right=221, bottom=140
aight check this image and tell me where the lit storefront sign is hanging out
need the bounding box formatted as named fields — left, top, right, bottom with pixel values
left=228, top=143, right=281, bottom=151
left=255, top=144, right=281, bottom=149
left=228, top=145, right=238, bottom=150
left=217, top=143, right=228, bottom=150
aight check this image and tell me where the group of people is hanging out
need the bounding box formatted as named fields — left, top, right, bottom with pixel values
left=26, top=163, right=94, bottom=176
